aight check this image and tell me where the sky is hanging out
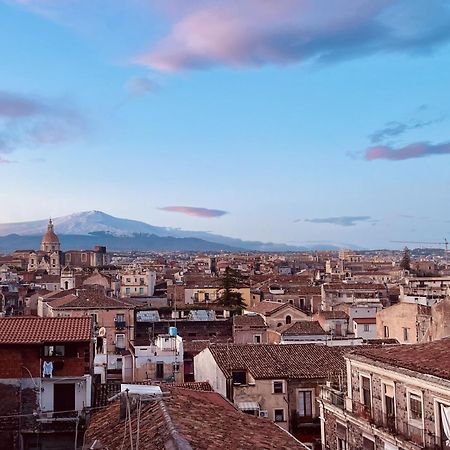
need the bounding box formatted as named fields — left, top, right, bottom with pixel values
left=0, top=0, right=450, bottom=249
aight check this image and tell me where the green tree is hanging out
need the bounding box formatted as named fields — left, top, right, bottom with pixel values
left=216, top=266, right=248, bottom=313
left=400, top=246, right=411, bottom=271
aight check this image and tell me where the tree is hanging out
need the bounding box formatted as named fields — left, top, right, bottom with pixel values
left=400, top=246, right=411, bottom=271
left=216, top=266, right=248, bottom=313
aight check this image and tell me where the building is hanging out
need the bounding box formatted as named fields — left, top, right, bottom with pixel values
left=352, top=317, right=377, bottom=339
left=27, top=219, right=62, bottom=275
left=320, top=338, right=450, bottom=450
left=194, top=343, right=346, bottom=444
left=233, top=313, right=269, bottom=344
left=314, top=311, right=350, bottom=337
left=85, top=384, right=306, bottom=449
left=270, top=320, right=329, bottom=343
left=376, top=302, right=431, bottom=343
left=0, top=316, right=93, bottom=449
left=246, top=301, right=310, bottom=329
left=37, top=286, right=136, bottom=383
left=120, top=269, right=156, bottom=297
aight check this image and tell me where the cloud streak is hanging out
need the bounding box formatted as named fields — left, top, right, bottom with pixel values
left=159, top=206, right=228, bottom=218
left=126, top=76, right=159, bottom=96
left=368, top=117, right=444, bottom=144
left=364, top=141, right=450, bottom=161
left=134, top=0, right=450, bottom=72
left=302, top=216, right=374, bottom=227
left=0, top=90, right=87, bottom=156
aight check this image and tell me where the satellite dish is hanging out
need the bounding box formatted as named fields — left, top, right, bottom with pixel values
left=98, top=327, right=106, bottom=337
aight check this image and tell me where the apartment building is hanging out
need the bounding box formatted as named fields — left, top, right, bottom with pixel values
left=120, top=270, right=156, bottom=297
left=320, top=339, right=450, bottom=450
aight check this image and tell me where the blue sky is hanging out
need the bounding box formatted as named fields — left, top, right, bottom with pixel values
left=0, top=0, right=449, bottom=249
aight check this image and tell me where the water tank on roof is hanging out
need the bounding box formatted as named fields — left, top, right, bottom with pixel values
left=168, top=326, right=177, bottom=337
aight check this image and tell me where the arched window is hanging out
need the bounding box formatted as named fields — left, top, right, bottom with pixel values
left=285, top=315, right=292, bottom=324
left=64, top=281, right=69, bottom=290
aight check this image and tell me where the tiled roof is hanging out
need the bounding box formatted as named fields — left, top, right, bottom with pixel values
left=48, top=287, right=135, bottom=310
left=247, top=301, right=303, bottom=316
left=0, top=317, right=92, bottom=344
left=316, top=310, right=349, bottom=320
left=278, top=320, right=327, bottom=336
left=234, top=314, right=267, bottom=327
left=353, top=317, right=376, bottom=324
left=208, top=343, right=346, bottom=379
left=353, top=338, right=450, bottom=380
left=86, top=386, right=305, bottom=449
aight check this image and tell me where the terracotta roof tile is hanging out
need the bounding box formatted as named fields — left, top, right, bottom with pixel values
left=233, top=314, right=267, bottom=327
left=278, top=320, right=327, bottom=336
left=86, top=387, right=305, bottom=449
left=0, top=316, right=92, bottom=344
left=353, top=338, right=450, bottom=380
left=208, top=343, right=346, bottom=379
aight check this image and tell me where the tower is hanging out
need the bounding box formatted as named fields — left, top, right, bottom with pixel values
left=40, top=219, right=61, bottom=253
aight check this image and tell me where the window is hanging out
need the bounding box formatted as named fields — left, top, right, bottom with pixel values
left=44, top=345, right=65, bottom=357
left=91, top=313, right=98, bottom=325
left=125, top=287, right=130, bottom=295
left=274, top=409, right=285, bottom=422
left=273, top=381, right=284, bottom=394
left=383, top=384, right=395, bottom=417
left=364, top=324, right=370, bottom=332
left=362, top=437, right=374, bottom=450
left=156, top=362, right=164, bottom=379
left=384, top=326, right=389, bottom=338
left=253, top=335, right=261, bottom=344
left=232, top=371, right=247, bottom=385
left=336, top=423, right=347, bottom=450
left=403, top=327, right=409, bottom=342
left=361, top=376, right=371, bottom=410
left=409, top=392, right=423, bottom=421
left=298, top=390, right=313, bottom=417
left=81, top=253, right=87, bottom=262
left=115, top=334, right=125, bottom=349
left=285, top=315, right=292, bottom=324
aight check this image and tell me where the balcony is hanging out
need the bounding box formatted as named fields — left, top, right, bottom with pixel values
left=114, top=319, right=126, bottom=330
left=353, top=400, right=373, bottom=422
left=321, top=386, right=345, bottom=410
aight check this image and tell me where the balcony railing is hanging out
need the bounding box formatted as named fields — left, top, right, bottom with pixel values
left=114, top=319, right=126, bottom=330
left=321, top=387, right=345, bottom=410
left=115, top=346, right=126, bottom=354
left=353, top=400, right=372, bottom=422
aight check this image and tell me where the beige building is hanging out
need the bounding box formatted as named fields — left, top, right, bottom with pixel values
left=120, top=270, right=156, bottom=297
left=376, top=302, right=431, bottom=343
left=246, top=301, right=310, bottom=329
left=194, top=343, right=346, bottom=445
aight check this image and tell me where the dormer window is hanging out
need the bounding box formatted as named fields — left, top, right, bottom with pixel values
left=232, top=370, right=247, bottom=385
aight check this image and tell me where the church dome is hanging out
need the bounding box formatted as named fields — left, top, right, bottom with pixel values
left=41, top=219, right=60, bottom=245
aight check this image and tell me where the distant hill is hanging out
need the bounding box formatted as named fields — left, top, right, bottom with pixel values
left=0, top=210, right=359, bottom=252
left=0, top=232, right=242, bottom=253
left=0, top=211, right=307, bottom=252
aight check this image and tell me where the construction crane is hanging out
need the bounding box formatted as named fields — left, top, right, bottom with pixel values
left=390, top=238, right=448, bottom=253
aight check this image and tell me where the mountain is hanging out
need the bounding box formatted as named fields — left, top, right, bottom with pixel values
left=0, top=211, right=307, bottom=252
left=0, top=232, right=241, bottom=253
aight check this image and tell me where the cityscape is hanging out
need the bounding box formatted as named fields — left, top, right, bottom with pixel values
left=1, top=0, right=450, bottom=449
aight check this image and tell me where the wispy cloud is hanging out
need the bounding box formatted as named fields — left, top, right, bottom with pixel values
left=301, top=216, right=375, bottom=227
left=134, top=0, right=450, bottom=72
left=159, top=206, right=228, bottom=218
left=125, top=76, right=160, bottom=96
left=364, top=141, right=450, bottom=161
left=0, top=90, right=87, bottom=157
left=368, top=117, right=444, bottom=144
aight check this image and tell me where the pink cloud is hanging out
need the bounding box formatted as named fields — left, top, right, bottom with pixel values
left=0, top=90, right=87, bottom=156
left=159, top=206, right=228, bottom=218
left=134, top=0, right=450, bottom=72
left=365, top=141, right=450, bottom=161
left=0, top=157, right=13, bottom=164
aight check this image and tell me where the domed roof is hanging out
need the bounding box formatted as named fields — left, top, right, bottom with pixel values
left=41, top=219, right=60, bottom=244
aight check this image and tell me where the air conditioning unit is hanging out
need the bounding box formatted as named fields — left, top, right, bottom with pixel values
left=259, top=410, right=269, bottom=418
